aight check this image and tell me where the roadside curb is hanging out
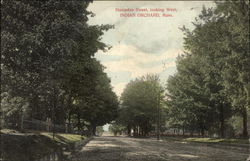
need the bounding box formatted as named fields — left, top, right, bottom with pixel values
left=66, top=137, right=93, bottom=159
left=74, top=136, right=93, bottom=149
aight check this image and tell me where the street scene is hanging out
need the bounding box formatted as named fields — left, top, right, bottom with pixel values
left=70, top=136, right=248, bottom=161
left=1, top=0, right=249, bottom=161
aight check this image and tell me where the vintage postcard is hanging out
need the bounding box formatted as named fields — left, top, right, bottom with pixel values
left=1, top=0, right=249, bottom=161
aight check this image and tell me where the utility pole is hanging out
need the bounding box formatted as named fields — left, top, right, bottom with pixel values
left=157, top=91, right=160, bottom=140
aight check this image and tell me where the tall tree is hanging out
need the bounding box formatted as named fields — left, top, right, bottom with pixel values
left=167, top=1, right=249, bottom=137
left=119, top=74, right=164, bottom=137
left=215, top=0, right=250, bottom=137
left=1, top=0, right=117, bottom=134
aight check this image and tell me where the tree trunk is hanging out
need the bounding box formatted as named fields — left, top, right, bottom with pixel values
left=243, top=83, right=249, bottom=137
left=68, top=112, right=71, bottom=124
left=52, top=86, right=58, bottom=139
left=142, top=124, right=146, bottom=137
left=77, top=113, right=81, bottom=133
left=68, top=112, right=71, bottom=133
left=190, top=129, right=194, bottom=137
left=127, top=125, right=131, bottom=136
left=220, top=119, right=225, bottom=138
left=201, top=127, right=205, bottom=137
left=92, top=125, right=96, bottom=136
left=139, top=126, right=142, bottom=136
left=67, top=94, right=72, bottom=133
left=135, top=126, right=138, bottom=136
left=145, top=122, right=149, bottom=136
left=219, top=104, right=225, bottom=138
left=20, top=111, right=24, bottom=131
left=242, top=107, right=248, bottom=137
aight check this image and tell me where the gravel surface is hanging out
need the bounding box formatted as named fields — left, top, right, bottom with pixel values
left=70, top=136, right=249, bottom=161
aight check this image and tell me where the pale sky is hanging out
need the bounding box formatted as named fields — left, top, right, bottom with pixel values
left=88, top=1, right=215, bottom=97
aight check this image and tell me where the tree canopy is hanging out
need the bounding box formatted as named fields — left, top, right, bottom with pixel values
left=117, top=74, right=165, bottom=136
left=166, top=0, right=249, bottom=137
left=1, top=0, right=118, bottom=135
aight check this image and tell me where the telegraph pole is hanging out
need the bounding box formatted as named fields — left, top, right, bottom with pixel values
left=157, top=91, right=160, bottom=140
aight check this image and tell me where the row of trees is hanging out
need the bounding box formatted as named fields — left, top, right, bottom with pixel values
left=1, top=0, right=118, bottom=135
left=115, top=75, right=165, bottom=137
left=114, top=1, right=249, bottom=138
left=166, top=1, right=249, bottom=137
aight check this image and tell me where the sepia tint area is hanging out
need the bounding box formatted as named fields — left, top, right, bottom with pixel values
left=1, top=1, right=249, bottom=161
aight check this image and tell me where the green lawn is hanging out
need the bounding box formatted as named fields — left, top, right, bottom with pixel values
left=41, top=132, right=85, bottom=144
left=162, top=136, right=249, bottom=144
left=0, top=129, right=85, bottom=145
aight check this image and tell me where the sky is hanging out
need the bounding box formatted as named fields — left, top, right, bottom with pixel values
left=88, top=1, right=215, bottom=98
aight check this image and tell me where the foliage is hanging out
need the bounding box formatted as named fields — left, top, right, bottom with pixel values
left=1, top=0, right=118, bottom=135
left=96, top=126, right=104, bottom=136
left=166, top=1, right=249, bottom=137
left=109, top=122, right=125, bottom=136
left=118, top=74, right=165, bottom=136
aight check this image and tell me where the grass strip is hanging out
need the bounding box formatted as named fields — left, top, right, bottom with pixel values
left=162, top=136, right=249, bottom=144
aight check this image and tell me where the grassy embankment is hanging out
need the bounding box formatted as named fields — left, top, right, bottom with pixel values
left=40, top=132, right=85, bottom=144
left=0, top=129, right=85, bottom=161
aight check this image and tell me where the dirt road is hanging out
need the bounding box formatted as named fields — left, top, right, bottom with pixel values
left=70, top=136, right=249, bottom=161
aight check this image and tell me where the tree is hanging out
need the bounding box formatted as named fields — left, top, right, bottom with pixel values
left=63, top=60, right=119, bottom=135
left=166, top=1, right=249, bottom=137
left=118, top=74, right=165, bottom=137
left=1, top=0, right=96, bottom=123
left=109, top=122, right=125, bottom=136
left=1, top=0, right=118, bottom=135
left=96, top=126, right=104, bottom=136
left=182, top=1, right=249, bottom=137
left=166, top=55, right=218, bottom=137
left=215, top=0, right=250, bottom=137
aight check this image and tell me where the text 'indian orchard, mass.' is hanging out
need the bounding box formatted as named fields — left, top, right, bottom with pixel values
left=115, top=8, right=177, bottom=18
